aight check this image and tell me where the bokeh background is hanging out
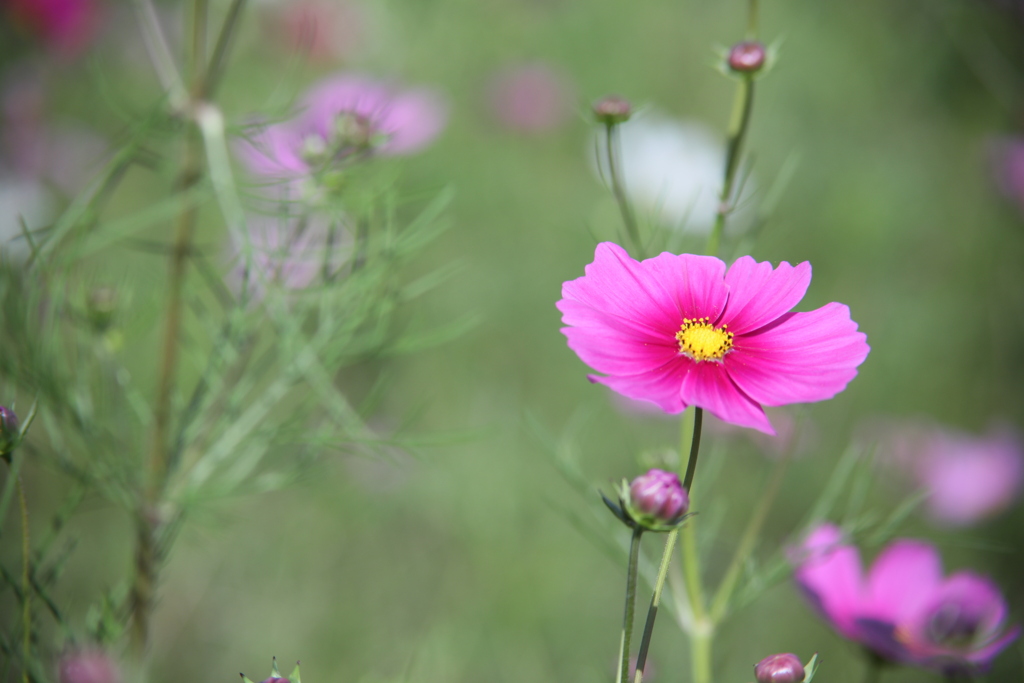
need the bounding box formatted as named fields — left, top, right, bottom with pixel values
left=2, top=0, right=1024, bottom=681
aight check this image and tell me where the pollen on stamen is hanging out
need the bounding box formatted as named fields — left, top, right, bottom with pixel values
left=675, top=317, right=734, bottom=362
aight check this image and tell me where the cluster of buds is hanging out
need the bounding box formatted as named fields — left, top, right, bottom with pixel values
left=603, top=468, right=690, bottom=532
left=753, top=653, right=815, bottom=683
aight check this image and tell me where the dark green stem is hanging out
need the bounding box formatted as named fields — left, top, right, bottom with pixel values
left=604, top=122, right=641, bottom=254
left=631, top=530, right=678, bottom=683
left=203, top=0, right=248, bottom=99
left=18, top=477, right=30, bottom=683
left=617, top=527, right=644, bottom=683
left=862, top=655, right=883, bottom=683
left=681, top=408, right=703, bottom=492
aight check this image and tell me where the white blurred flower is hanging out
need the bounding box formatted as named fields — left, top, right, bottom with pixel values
left=0, top=172, right=52, bottom=259
left=592, top=110, right=753, bottom=235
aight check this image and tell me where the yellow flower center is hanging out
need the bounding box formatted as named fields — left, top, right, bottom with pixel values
left=675, top=317, right=734, bottom=362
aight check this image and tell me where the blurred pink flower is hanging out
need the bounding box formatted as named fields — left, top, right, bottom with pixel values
left=990, top=136, right=1024, bottom=214
left=58, top=650, right=120, bottom=683
left=266, top=0, right=364, bottom=63
left=704, top=407, right=815, bottom=458
left=792, top=524, right=1019, bottom=674
left=874, top=420, right=1024, bottom=527
left=557, top=242, right=869, bottom=434
left=237, top=74, right=447, bottom=180
left=4, top=0, right=99, bottom=56
left=486, top=63, right=573, bottom=134
left=229, top=209, right=348, bottom=302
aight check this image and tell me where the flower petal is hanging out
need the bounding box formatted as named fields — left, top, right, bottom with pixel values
left=560, top=315, right=678, bottom=377
left=965, top=625, right=1021, bottom=668
left=590, top=356, right=693, bottom=413
left=560, top=243, right=691, bottom=337
left=638, top=250, right=729, bottom=322
left=863, top=540, right=943, bottom=624
left=726, top=303, right=869, bottom=406
left=792, top=524, right=865, bottom=639
left=680, top=362, right=772, bottom=433
left=722, top=257, right=811, bottom=335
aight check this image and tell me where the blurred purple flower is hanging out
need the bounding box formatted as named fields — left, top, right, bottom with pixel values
left=486, top=63, right=573, bottom=134
left=4, top=0, right=99, bottom=57
left=237, top=74, right=447, bottom=180
left=990, top=136, right=1024, bottom=214
left=872, top=419, right=1024, bottom=527
left=792, top=524, right=1020, bottom=674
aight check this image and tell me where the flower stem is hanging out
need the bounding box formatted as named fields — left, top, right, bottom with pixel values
left=705, top=76, right=756, bottom=258
left=862, top=655, right=883, bottom=683
left=617, top=527, right=644, bottom=683
left=681, top=407, right=703, bottom=493
left=604, top=122, right=641, bottom=255
left=18, top=476, right=30, bottom=683
left=690, top=627, right=712, bottom=683
left=631, top=530, right=678, bottom=683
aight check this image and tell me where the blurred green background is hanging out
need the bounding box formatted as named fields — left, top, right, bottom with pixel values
left=2, top=0, right=1024, bottom=681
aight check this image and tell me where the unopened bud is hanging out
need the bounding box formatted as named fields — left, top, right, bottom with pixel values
left=58, top=650, right=120, bottom=683
left=332, top=112, right=375, bottom=151
left=0, top=406, right=19, bottom=457
left=592, top=95, right=632, bottom=125
left=627, top=468, right=689, bottom=529
left=754, top=653, right=805, bottom=683
left=727, top=41, right=766, bottom=74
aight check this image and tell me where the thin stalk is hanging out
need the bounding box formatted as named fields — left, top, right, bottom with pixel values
left=708, top=453, right=789, bottom=622
left=746, top=0, right=759, bottom=38
left=203, top=0, right=248, bottom=98
left=681, top=408, right=703, bottom=492
left=604, top=122, right=641, bottom=254
left=705, top=77, right=756, bottom=257
left=631, top=529, right=678, bottom=683
left=617, top=527, right=644, bottom=683
left=862, top=657, right=882, bottom=683
left=18, top=477, right=30, bottom=683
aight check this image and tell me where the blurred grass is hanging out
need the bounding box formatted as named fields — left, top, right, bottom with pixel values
left=4, top=0, right=1024, bottom=680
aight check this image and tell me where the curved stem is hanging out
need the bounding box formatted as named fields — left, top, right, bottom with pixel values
left=617, top=527, right=644, bottom=683
left=631, top=530, right=678, bottom=683
left=604, top=123, right=641, bottom=254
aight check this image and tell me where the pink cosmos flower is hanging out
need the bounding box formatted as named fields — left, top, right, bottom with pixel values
left=486, top=63, right=573, bottom=134
left=793, top=524, right=1020, bottom=674
left=871, top=420, right=1024, bottom=527
left=557, top=242, right=869, bottom=434
left=237, top=74, right=447, bottom=180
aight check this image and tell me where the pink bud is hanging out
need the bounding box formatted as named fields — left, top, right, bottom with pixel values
left=754, top=653, right=805, bottom=683
left=728, top=41, right=766, bottom=74
left=629, top=469, right=689, bottom=521
left=592, top=95, right=632, bottom=125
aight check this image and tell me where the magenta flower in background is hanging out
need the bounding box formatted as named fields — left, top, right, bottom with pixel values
left=793, top=524, right=1020, bottom=674
left=237, top=74, right=447, bottom=180
left=4, top=0, right=99, bottom=56
left=58, top=650, right=120, bottom=683
left=872, top=419, right=1024, bottom=527
left=557, top=242, right=869, bottom=434
left=990, top=136, right=1024, bottom=215
left=266, top=0, right=364, bottom=64
left=486, top=63, right=573, bottom=134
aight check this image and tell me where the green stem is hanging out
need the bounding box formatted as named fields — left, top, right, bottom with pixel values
left=708, top=452, right=789, bottom=622
left=746, top=0, right=759, bottom=38
left=705, top=77, right=756, bottom=257
left=203, top=0, right=248, bottom=99
left=691, top=628, right=712, bottom=683
left=18, top=477, right=30, bottom=683
left=631, top=530, right=678, bottom=683
left=681, top=408, right=703, bottom=493
left=617, top=527, right=644, bottom=683
left=604, top=122, right=641, bottom=254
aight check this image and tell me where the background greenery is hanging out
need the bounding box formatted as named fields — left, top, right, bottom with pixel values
left=3, top=0, right=1024, bottom=681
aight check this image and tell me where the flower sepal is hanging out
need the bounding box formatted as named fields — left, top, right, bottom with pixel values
left=242, top=658, right=300, bottom=683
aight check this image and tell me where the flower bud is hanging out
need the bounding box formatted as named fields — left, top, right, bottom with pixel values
left=727, top=41, right=766, bottom=74
left=0, top=406, right=19, bottom=457
left=754, top=653, right=805, bottom=683
left=627, top=468, right=689, bottom=529
left=58, top=650, right=120, bottom=683
left=592, top=95, right=632, bottom=125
